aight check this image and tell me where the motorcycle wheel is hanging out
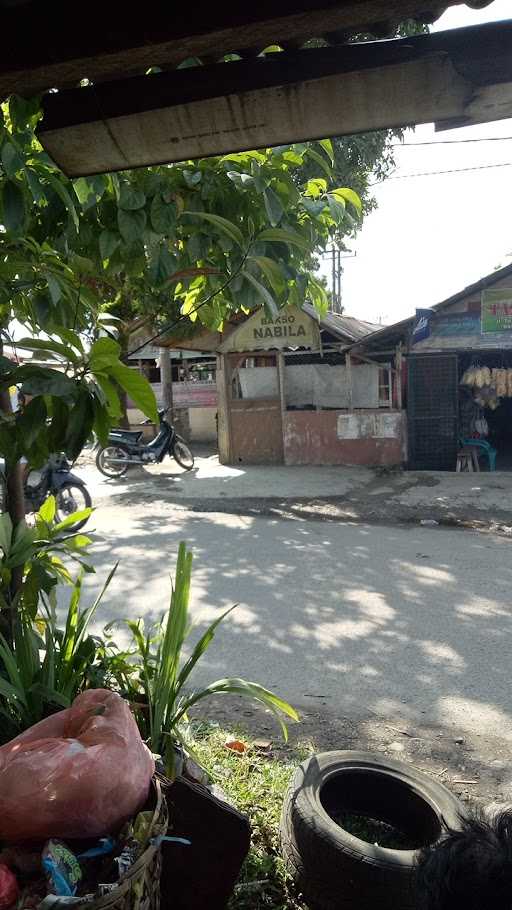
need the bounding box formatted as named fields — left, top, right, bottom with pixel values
left=96, top=444, right=130, bottom=478
left=172, top=436, right=194, bottom=471
left=55, top=483, right=92, bottom=531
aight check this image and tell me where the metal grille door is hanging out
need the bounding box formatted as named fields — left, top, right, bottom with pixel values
left=408, top=354, right=458, bottom=470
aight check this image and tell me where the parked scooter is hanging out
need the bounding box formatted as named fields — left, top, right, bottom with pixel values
left=0, top=454, right=92, bottom=531
left=95, top=409, right=195, bottom=478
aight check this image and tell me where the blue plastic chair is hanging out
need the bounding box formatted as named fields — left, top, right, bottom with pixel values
left=461, top=438, right=497, bottom=471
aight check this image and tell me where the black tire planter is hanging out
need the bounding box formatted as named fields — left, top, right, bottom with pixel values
left=280, top=751, right=465, bottom=910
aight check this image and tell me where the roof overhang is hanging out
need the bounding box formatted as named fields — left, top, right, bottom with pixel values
left=35, top=18, right=512, bottom=176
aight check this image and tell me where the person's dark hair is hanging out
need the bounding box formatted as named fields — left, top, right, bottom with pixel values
left=416, top=808, right=512, bottom=909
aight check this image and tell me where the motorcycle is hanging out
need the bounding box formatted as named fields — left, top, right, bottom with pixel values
left=95, top=409, right=195, bottom=478
left=1, top=454, right=92, bottom=531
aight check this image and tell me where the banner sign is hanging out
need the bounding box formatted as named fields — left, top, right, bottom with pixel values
left=412, top=308, right=435, bottom=344
left=481, top=288, right=512, bottom=333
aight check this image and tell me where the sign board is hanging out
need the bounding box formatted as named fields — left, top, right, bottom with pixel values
left=481, top=288, right=512, bottom=333
left=220, top=306, right=320, bottom=353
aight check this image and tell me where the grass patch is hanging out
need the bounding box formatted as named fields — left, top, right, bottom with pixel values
left=190, top=722, right=311, bottom=910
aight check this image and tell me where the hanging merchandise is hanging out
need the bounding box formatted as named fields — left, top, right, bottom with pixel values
left=476, top=366, right=491, bottom=388
left=461, top=365, right=478, bottom=386
left=495, top=368, right=508, bottom=397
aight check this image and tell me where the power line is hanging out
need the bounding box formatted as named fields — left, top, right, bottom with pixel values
left=370, top=160, right=512, bottom=184
left=392, top=135, right=512, bottom=147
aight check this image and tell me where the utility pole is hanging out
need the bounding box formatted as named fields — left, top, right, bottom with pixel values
left=321, top=247, right=356, bottom=313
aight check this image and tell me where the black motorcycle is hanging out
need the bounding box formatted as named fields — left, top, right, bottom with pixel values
left=95, top=409, right=195, bottom=478
left=1, top=454, right=92, bottom=531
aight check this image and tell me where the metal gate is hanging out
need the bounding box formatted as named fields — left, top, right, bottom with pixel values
left=408, top=354, right=458, bottom=470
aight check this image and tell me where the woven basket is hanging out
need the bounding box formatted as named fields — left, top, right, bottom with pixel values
left=73, top=777, right=168, bottom=910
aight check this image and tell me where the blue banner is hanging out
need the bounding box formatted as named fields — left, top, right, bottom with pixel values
left=412, top=308, right=435, bottom=344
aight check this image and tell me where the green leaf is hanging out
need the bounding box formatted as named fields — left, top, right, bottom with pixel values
left=46, top=174, right=79, bottom=232
left=1, top=142, right=24, bottom=177
left=118, top=208, right=147, bottom=244
left=250, top=256, right=286, bottom=296
left=25, top=167, right=45, bottom=203
left=176, top=605, right=237, bottom=692
left=258, top=228, right=310, bottom=252
left=16, top=337, right=75, bottom=362
left=242, top=271, right=279, bottom=318
left=89, top=337, right=121, bottom=370
left=47, top=275, right=62, bottom=305
left=119, top=184, right=146, bottom=211
left=99, top=230, right=120, bottom=261
left=64, top=392, right=94, bottom=459
left=38, top=495, right=56, bottom=523
left=0, top=514, right=13, bottom=557
left=57, top=328, right=84, bottom=353
left=18, top=396, right=47, bottom=448
left=53, top=507, right=93, bottom=533
left=305, top=147, right=333, bottom=181
left=95, top=375, right=121, bottom=419
left=184, top=212, right=244, bottom=249
left=108, top=364, right=158, bottom=423
left=263, top=187, right=284, bottom=227
left=318, top=138, right=334, bottom=164
left=150, top=194, right=177, bottom=234
left=305, top=177, right=327, bottom=199
left=92, top=399, right=111, bottom=447
left=327, top=194, right=345, bottom=226
left=175, top=677, right=299, bottom=739
left=73, top=177, right=94, bottom=206
left=18, top=366, right=76, bottom=397
left=2, top=180, right=25, bottom=233
left=330, top=187, right=362, bottom=216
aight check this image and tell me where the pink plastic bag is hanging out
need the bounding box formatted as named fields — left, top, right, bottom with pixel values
left=0, top=690, right=155, bottom=842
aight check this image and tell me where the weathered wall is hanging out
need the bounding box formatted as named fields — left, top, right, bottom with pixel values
left=283, top=410, right=404, bottom=466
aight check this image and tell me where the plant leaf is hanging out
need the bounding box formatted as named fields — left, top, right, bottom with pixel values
left=258, top=228, right=310, bottom=252
left=108, top=364, right=158, bottom=423
left=242, top=271, right=279, bottom=318
left=184, top=212, right=244, bottom=249
left=263, top=187, right=284, bottom=227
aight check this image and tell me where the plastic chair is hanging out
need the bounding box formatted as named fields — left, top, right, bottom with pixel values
left=461, top=438, right=497, bottom=471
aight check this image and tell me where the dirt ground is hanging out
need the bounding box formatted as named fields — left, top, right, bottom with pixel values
left=192, top=695, right=512, bottom=812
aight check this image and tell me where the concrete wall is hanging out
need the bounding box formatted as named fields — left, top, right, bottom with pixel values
left=283, top=410, right=404, bottom=466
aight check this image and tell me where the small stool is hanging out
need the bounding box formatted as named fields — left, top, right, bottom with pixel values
left=456, top=446, right=479, bottom=472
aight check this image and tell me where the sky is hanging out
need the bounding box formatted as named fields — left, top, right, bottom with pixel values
left=318, top=0, right=512, bottom=327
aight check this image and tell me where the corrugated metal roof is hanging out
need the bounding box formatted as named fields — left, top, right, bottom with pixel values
left=303, top=304, right=382, bottom=342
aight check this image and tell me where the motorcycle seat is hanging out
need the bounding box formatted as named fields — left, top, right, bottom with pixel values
left=109, top=429, right=142, bottom=442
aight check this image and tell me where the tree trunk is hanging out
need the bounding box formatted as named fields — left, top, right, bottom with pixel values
left=160, top=348, right=173, bottom=420
left=117, top=331, right=130, bottom=429
left=0, top=385, right=25, bottom=644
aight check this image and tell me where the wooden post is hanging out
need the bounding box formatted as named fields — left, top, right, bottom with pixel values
left=159, top=347, right=174, bottom=420
left=216, top=353, right=231, bottom=463
left=277, top=352, right=286, bottom=462
left=395, top=343, right=403, bottom=410
left=345, top=351, right=353, bottom=411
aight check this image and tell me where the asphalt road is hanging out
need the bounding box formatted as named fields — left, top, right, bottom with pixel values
left=79, top=492, right=512, bottom=746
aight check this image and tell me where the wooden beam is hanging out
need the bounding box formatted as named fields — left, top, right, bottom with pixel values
left=0, top=0, right=479, bottom=99
left=38, top=21, right=512, bottom=176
